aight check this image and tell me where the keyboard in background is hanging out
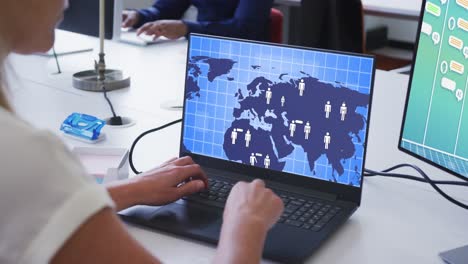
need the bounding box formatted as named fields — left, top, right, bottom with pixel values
left=119, top=30, right=171, bottom=46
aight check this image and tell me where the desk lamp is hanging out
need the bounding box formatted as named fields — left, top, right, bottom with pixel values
left=72, top=0, right=130, bottom=92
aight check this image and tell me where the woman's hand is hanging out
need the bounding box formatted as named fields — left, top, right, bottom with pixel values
left=107, top=156, right=208, bottom=211
left=214, top=180, right=284, bottom=264
left=122, top=10, right=140, bottom=28
left=137, top=20, right=188, bottom=40
left=224, top=179, right=284, bottom=231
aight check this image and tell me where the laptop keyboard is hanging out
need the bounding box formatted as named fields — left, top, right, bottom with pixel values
left=183, top=178, right=342, bottom=232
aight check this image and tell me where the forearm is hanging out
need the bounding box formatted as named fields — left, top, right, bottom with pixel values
left=137, top=0, right=191, bottom=28
left=213, top=218, right=268, bottom=264
left=106, top=179, right=141, bottom=211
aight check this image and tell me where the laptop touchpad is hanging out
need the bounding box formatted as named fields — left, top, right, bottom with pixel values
left=150, top=202, right=223, bottom=242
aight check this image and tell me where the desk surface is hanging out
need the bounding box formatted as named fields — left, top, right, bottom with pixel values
left=275, top=0, right=423, bottom=19
left=8, top=32, right=468, bottom=264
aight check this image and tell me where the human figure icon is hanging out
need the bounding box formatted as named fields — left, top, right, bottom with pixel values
left=245, top=129, right=252, bottom=147
left=304, top=122, right=311, bottom=140
left=324, top=132, right=331, bottom=150
left=250, top=153, right=257, bottom=166
left=266, top=88, right=272, bottom=104
left=264, top=155, right=271, bottom=169
left=231, top=129, right=238, bottom=145
left=340, top=102, right=347, bottom=121
left=281, top=96, right=285, bottom=107
left=325, top=101, right=332, bottom=119
left=289, top=121, right=296, bottom=137
left=298, top=79, right=306, bottom=96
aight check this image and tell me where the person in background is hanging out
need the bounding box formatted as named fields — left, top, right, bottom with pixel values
left=122, top=0, right=273, bottom=41
left=0, top=0, right=284, bottom=263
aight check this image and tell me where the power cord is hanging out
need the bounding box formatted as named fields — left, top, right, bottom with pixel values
left=101, top=84, right=123, bottom=126
left=364, top=164, right=468, bottom=210
left=129, top=119, right=183, bottom=174
left=52, top=46, right=62, bottom=74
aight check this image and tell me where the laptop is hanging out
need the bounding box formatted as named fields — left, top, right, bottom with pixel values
left=120, top=34, right=376, bottom=263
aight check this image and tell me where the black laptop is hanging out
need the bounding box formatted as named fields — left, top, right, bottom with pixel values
left=120, top=34, right=376, bottom=263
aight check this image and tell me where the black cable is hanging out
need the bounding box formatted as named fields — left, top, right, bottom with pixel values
left=129, top=119, right=183, bottom=174
left=101, top=84, right=117, bottom=118
left=52, top=46, right=62, bottom=74
left=364, top=164, right=468, bottom=210
left=364, top=169, right=468, bottom=186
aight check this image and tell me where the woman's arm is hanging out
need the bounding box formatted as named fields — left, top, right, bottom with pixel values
left=52, top=208, right=161, bottom=264
left=53, top=179, right=282, bottom=264
left=213, top=180, right=284, bottom=264
left=106, top=156, right=208, bottom=212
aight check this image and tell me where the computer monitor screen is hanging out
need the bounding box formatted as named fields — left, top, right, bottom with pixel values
left=400, top=0, right=468, bottom=179
left=59, top=0, right=115, bottom=39
left=182, top=34, right=375, bottom=187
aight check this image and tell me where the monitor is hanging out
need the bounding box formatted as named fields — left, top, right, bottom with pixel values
left=182, top=34, right=375, bottom=188
left=58, top=0, right=121, bottom=40
left=400, top=0, right=468, bottom=180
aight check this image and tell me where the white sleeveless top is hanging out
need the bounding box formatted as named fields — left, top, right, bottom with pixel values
left=0, top=108, right=115, bottom=263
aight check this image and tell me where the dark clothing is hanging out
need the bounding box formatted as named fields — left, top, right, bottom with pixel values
left=136, top=0, right=273, bottom=41
left=298, top=0, right=364, bottom=53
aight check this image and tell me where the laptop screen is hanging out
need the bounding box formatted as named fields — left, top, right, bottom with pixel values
left=182, top=34, right=375, bottom=188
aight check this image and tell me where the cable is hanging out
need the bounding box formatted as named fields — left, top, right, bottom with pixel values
left=52, top=46, right=62, bottom=74
left=101, top=84, right=123, bottom=125
left=364, top=170, right=468, bottom=186
left=129, top=119, right=183, bottom=174
left=101, top=84, right=117, bottom=117
left=364, top=164, right=468, bottom=210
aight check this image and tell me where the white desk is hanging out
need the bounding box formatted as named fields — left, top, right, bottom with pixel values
left=275, top=0, right=422, bottom=19
left=8, top=33, right=468, bottom=264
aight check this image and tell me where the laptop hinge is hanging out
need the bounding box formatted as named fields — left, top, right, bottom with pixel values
left=264, top=179, right=338, bottom=202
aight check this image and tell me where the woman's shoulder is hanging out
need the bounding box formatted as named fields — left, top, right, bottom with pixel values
left=0, top=108, right=62, bottom=151
left=0, top=108, right=89, bottom=184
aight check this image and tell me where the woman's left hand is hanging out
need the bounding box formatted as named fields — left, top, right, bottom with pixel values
left=107, top=156, right=208, bottom=211
left=136, top=20, right=188, bottom=40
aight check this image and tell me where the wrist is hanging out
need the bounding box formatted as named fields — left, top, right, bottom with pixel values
left=216, top=215, right=268, bottom=264
left=224, top=214, right=269, bottom=235
left=180, top=20, right=189, bottom=36
left=106, top=178, right=142, bottom=211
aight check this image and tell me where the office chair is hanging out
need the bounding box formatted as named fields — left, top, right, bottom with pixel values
left=270, top=8, right=284, bottom=44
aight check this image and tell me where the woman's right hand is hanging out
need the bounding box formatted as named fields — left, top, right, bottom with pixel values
left=122, top=10, right=140, bottom=28
left=224, top=179, right=284, bottom=232
left=214, top=180, right=284, bottom=264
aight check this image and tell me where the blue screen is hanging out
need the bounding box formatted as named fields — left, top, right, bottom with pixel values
left=182, top=35, right=374, bottom=187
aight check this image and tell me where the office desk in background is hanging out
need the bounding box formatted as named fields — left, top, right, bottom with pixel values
left=8, top=32, right=468, bottom=264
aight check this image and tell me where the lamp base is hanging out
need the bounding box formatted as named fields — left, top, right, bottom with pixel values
left=72, top=69, right=130, bottom=91
left=440, top=245, right=468, bottom=264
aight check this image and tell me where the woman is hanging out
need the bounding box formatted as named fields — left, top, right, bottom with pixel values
left=122, top=0, right=273, bottom=41
left=0, top=1, right=284, bottom=263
